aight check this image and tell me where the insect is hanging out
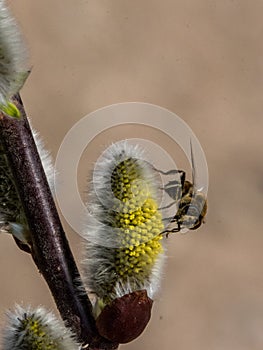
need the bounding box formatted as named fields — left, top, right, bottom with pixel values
left=154, top=141, right=207, bottom=236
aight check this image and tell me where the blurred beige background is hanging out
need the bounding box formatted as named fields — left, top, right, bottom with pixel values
left=1, top=0, right=263, bottom=349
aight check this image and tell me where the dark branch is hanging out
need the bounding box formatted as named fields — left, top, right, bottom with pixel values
left=0, top=95, right=118, bottom=350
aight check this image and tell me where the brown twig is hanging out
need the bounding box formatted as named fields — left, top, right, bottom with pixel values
left=0, top=94, right=118, bottom=350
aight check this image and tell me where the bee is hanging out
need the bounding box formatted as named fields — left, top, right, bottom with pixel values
left=154, top=141, right=207, bottom=236
left=161, top=177, right=207, bottom=235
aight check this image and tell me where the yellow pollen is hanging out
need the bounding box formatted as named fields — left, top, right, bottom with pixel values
left=110, top=157, right=164, bottom=284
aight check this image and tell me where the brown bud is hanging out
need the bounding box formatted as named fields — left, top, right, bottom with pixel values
left=96, top=290, right=153, bottom=344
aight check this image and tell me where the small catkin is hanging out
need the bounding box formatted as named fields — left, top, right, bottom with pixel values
left=0, top=129, right=55, bottom=244
left=2, top=305, right=79, bottom=350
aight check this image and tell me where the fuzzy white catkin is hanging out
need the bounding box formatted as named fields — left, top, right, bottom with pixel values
left=2, top=305, right=80, bottom=350
left=82, top=141, right=166, bottom=307
left=0, top=0, right=29, bottom=105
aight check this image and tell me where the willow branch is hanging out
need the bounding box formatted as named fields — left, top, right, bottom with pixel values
left=0, top=94, right=118, bottom=350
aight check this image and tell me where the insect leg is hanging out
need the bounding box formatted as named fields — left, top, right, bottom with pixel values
left=152, top=166, right=185, bottom=179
